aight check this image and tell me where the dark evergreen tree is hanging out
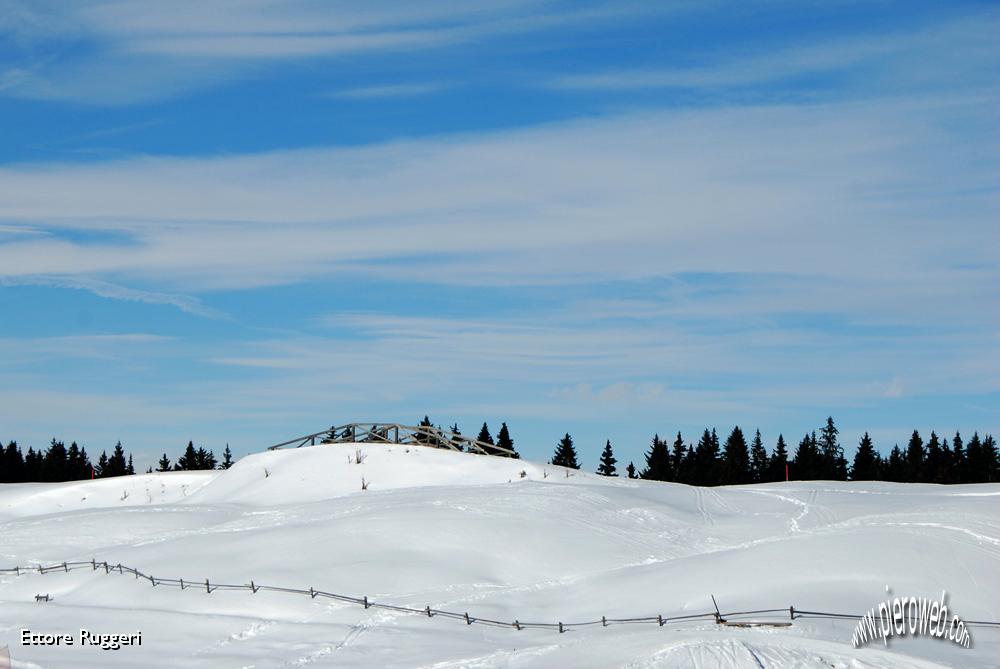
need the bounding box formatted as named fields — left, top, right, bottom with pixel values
left=449, top=423, right=464, bottom=452
left=851, top=432, right=881, bottom=481
left=551, top=433, right=580, bottom=469
left=221, top=444, right=234, bottom=469
left=66, top=442, right=91, bottom=480
left=156, top=453, right=172, bottom=472
left=749, top=429, right=768, bottom=483
left=904, top=430, right=925, bottom=483
left=106, top=441, right=128, bottom=477
left=720, top=426, right=750, bottom=485
left=175, top=441, right=198, bottom=471
left=818, top=417, right=848, bottom=480
left=939, top=437, right=955, bottom=484
left=495, top=423, right=519, bottom=458
left=924, top=432, right=944, bottom=483
left=42, top=439, right=68, bottom=482
left=597, top=440, right=618, bottom=476
left=670, top=432, right=688, bottom=484
left=95, top=450, right=109, bottom=478
left=475, top=423, right=495, bottom=454
left=966, top=432, right=986, bottom=483
left=769, top=434, right=789, bottom=482
left=416, top=415, right=437, bottom=447
left=952, top=432, right=967, bottom=483
left=2, top=441, right=24, bottom=483
left=884, top=445, right=905, bottom=482
left=984, top=435, right=998, bottom=483
left=126, top=454, right=135, bottom=475
left=626, top=461, right=637, bottom=479
left=792, top=432, right=820, bottom=480
left=691, top=429, right=720, bottom=486
left=641, top=434, right=671, bottom=481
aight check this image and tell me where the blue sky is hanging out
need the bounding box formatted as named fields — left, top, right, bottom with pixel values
left=0, top=0, right=997, bottom=470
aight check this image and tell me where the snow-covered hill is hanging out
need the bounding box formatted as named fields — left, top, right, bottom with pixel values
left=1, top=443, right=998, bottom=668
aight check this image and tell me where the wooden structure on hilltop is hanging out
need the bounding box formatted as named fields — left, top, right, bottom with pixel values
left=266, top=422, right=517, bottom=457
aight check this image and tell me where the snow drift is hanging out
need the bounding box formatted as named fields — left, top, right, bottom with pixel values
left=1, top=443, right=998, bottom=668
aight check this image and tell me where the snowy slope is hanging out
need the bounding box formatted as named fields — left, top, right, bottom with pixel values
left=1, top=443, right=998, bottom=668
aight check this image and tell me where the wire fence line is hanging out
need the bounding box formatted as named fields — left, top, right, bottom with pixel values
left=3, top=560, right=1000, bottom=633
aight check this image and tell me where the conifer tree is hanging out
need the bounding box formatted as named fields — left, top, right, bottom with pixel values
left=95, top=450, right=109, bottom=478
left=692, top=429, right=720, bottom=486
left=495, top=423, right=519, bottom=458
left=551, top=433, right=580, bottom=469
left=626, top=461, right=637, bottom=479
left=175, top=441, right=198, bottom=471
left=851, top=432, right=880, bottom=481
left=670, top=432, right=688, bottom=484
left=126, top=454, right=135, bottom=475
left=641, top=434, right=671, bottom=481
left=221, top=444, right=234, bottom=469
left=984, top=434, right=998, bottom=483
left=952, top=432, right=967, bottom=483
left=966, top=432, right=986, bottom=483
left=749, top=429, right=768, bottom=483
left=769, top=434, right=789, bottom=482
left=720, top=426, right=750, bottom=485
left=818, top=417, right=848, bottom=480
left=1, top=442, right=24, bottom=483
left=924, top=432, right=944, bottom=483
left=449, top=423, right=464, bottom=452
left=597, top=440, right=618, bottom=476
left=43, top=439, right=69, bottom=482
left=884, top=445, right=905, bottom=482
left=107, top=441, right=127, bottom=477
left=792, top=432, right=820, bottom=480
left=476, top=423, right=495, bottom=454
left=156, top=453, right=172, bottom=472
left=904, top=430, right=925, bottom=482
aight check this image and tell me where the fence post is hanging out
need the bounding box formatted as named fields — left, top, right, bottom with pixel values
left=465, top=612, right=471, bottom=625
left=514, top=620, right=521, bottom=631
left=91, top=559, right=96, bottom=571
left=14, top=567, right=19, bottom=576
left=364, top=596, right=369, bottom=609
left=38, top=565, right=43, bottom=574
left=426, top=606, right=432, bottom=618
left=789, top=606, right=795, bottom=620
left=558, top=622, right=564, bottom=634
left=251, top=580, right=257, bottom=593
left=63, top=562, right=68, bottom=572
left=205, top=579, right=211, bottom=593
left=150, top=575, right=156, bottom=586
left=118, top=564, right=123, bottom=574
left=602, top=616, right=607, bottom=627
left=658, top=615, right=664, bottom=627
left=180, top=578, right=185, bottom=590
left=310, top=587, right=317, bottom=599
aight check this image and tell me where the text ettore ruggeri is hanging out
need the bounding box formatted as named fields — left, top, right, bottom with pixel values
left=21, top=628, right=141, bottom=651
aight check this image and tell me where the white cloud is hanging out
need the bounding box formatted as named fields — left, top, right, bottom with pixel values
left=330, top=82, right=449, bottom=100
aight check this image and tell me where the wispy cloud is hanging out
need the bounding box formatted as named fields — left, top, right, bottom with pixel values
left=329, top=82, right=449, bottom=100
left=550, top=14, right=1000, bottom=95
left=0, top=0, right=660, bottom=104
left=0, top=275, right=225, bottom=318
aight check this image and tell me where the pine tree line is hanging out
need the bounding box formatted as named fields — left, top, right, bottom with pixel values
left=154, top=442, right=234, bottom=473
left=581, top=417, right=997, bottom=485
left=0, top=439, right=135, bottom=483
left=418, top=417, right=520, bottom=458
left=1, top=438, right=236, bottom=483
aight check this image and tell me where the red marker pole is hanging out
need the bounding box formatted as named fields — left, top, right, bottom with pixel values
left=91, top=465, right=95, bottom=480
left=785, top=463, right=789, bottom=482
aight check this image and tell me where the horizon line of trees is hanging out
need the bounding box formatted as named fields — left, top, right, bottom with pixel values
left=0, top=439, right=235, bottom=483
left=553, top=418, right=998, bottom=486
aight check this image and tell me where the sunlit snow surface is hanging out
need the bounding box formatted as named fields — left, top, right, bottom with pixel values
left=1, top=444, right=998, bottom=668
